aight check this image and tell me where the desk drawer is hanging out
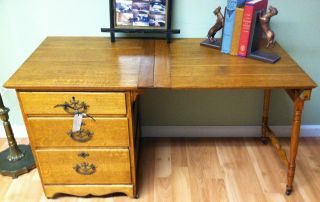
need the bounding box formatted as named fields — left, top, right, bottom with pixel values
left=28, top=117, right=129, bottom=147
left=19, top=92, right=126, bottom=115
left=36, top=149, right=132, bottom=185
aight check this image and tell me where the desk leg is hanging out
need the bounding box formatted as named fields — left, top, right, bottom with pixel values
left=286, top=98, right=304, bottom=195
left=261, top=89, right=271, bottom=144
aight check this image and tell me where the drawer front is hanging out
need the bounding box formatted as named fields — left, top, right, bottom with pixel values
left=36, top=149, right=132, bottom=185
left=28, top=117, right=129, bottom=147
left=19, top=92, right=126, bottom=115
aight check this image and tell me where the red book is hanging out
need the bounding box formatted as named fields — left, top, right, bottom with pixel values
left=238, top=0, right=268, bottom=57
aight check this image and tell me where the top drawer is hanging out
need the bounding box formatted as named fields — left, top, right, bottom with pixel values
left=19, top=92, right=126, bottom=115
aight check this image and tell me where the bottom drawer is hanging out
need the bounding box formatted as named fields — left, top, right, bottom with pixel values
left=36, top=149, right=132, bottom=185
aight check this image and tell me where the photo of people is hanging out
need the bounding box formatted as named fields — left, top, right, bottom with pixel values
left=132, top=1, right=149, bottom=14
left=133, top=0, right=149, bottom=2
left=133, top=13, right=150, bottom=26
left=116, top=12, right=133, bottom=26
left=116, top=0, right=132, bottom=13
left=150, top=1, right=166, bottom=15
left=115, top=0, right=166, bottom=28
left=149, top=14, right=165, bottom=27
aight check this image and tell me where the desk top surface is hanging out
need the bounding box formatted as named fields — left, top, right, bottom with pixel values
left=4, top=37, right=317, bottom=91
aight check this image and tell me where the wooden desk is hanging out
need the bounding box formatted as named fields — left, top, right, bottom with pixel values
left=4, top=37, right=317, bottom=198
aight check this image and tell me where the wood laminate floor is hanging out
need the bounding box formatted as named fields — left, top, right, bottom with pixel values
left=0, top=137, right=319, bottom=202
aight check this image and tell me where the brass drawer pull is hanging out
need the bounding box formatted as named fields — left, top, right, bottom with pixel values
left=54, top=97, right=96, bottom=121
left=73, top=162, right=96, bottom=175
left=67, top=129, right=94, bottom=143
left=54, top=96, right=89, bottom=115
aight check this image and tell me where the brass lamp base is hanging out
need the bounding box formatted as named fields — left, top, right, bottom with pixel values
left=0, top=144, right=36, bottom=178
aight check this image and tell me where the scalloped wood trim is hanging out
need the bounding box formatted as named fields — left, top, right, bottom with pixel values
left=44, top=184, right=134, bottom=198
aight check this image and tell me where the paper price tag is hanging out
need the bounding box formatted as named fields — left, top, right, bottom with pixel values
left=72, top=113, right=83, bottom=132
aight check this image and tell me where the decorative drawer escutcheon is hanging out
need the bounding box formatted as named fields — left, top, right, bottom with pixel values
left=78, top=152, right=90, bottom=158
left=54, top=97, right=96, bottom=121
left=73, top=162, right=96, bottom=175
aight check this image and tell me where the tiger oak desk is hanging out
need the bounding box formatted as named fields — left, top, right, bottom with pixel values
left=4, top=37, right=317, bottom=198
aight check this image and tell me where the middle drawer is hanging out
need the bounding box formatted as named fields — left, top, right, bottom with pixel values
left=28, top=117, right=130, bottom=147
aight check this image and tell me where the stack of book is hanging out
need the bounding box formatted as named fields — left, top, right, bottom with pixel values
left=221, top=0, right=269, bottom=57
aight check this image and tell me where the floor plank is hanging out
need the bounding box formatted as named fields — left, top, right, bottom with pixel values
left=0, top=137, right=320, bottom=202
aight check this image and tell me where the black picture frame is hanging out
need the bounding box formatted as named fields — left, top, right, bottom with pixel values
left=101, top=0, right=180, bottom=43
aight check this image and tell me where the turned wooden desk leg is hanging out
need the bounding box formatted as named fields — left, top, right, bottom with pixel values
left=286, top=98, right=305, bottom=195
left=261, top=89, right=271, bottom=144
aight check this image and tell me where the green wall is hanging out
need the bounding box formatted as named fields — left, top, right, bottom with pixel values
left=0, top=0, right=319, bottom=129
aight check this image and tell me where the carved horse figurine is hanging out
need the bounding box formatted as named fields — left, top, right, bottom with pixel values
left=207, top=6, right=224, bottom=42
left=259, top=6, right=278, bottom=48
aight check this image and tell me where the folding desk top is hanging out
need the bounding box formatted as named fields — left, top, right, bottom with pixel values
left=4, top=37, right=317, bottom=91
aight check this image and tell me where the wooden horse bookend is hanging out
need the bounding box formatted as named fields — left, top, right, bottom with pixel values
left=260, top=6, right=278, bottom=48
left=208, top=6, right=225, bottom=42
left=200, top=6, right=224, bottom=49
left=248, top=5, right=280, bottom=63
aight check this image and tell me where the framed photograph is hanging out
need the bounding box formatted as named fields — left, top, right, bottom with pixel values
left=115, top=0, right=168, bottom=29
left=101, top=0, right=180, bottom=43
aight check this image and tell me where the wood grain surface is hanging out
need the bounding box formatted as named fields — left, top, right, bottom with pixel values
left=36, top=148, right=131, bottom=185
left=19, top=92, right=127, bottom=115
left=4, top=38, right=150, bottom=91
left=3, top=37, right=317, bottom=90
left=158, top=39, right=317, bottom=89
left=28, top=117, right=129, bottom=147
left=15, top=90, right=138, bottom=198
left=1, top=37, right=318, bottom=200
left=138, top=40, right=155, bottom=88
left=44, top=185, right=134, bottom=198
left=1, top=137, right=320, bottom=202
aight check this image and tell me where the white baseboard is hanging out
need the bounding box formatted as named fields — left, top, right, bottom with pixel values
left=1, top=125, right=319, bottom=138
left=141, top=125, right=320, bottom=137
